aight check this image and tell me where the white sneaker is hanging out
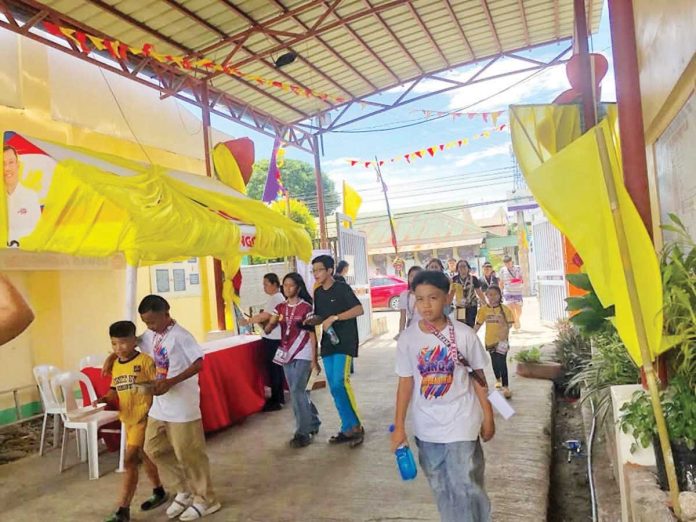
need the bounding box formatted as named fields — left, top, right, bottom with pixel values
left=167, top=493, right=192, bottom=519
left=179, top=501, right=222, bottom=521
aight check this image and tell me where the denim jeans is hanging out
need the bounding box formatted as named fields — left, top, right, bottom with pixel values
left=283, top=359, right=321, bottom=437
left=415, top=438, right=491, bottom=522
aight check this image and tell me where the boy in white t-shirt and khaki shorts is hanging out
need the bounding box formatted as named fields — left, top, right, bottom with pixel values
left=138, top=295, right=221, bottom=521
left=391, top=271, right=495, bottom=522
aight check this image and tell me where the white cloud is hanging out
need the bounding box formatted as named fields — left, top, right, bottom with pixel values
left=454, top=144, right=511, bottom=167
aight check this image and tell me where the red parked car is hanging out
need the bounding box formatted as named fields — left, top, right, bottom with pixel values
left=370, top=275, right=408, bottom=310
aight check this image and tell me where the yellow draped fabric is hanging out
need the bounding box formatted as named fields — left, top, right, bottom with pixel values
left=511, top=106, right=663, bottom=365
left=7, top=142, right=312, bottom=266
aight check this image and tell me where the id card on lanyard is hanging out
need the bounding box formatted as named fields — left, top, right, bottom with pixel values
left=422, top=319, right=487, bottom=388
left=153, top=321, right=175, bottom=380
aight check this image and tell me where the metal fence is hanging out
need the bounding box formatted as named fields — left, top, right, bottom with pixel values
left=532, top=215, right=568, bottom=323
left=336, top=215, right=373, bottom=344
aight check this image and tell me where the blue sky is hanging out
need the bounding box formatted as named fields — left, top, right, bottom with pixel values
left=205, top=3, right=616, bottom=218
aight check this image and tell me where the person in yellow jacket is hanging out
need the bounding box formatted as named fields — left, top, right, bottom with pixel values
left=95, top=321, right=168, bottom=522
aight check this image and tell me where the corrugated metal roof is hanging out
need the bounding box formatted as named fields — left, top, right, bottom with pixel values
left=24, top=0, right=603, bottom=125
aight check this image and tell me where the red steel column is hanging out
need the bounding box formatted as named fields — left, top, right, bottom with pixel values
left=313, top=135, right=328, bottom=248
left=201, top=81, right=228, bottom=330
left=607, top=0, right=653, bottom=238
left=573, top=0, right=597, bottom=128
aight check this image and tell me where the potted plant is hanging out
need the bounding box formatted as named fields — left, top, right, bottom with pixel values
left=514, top=346, right=563, bottom=380
left=618, top=214, right=696, bottom=492
left=618, top=377, right=696, bottom=492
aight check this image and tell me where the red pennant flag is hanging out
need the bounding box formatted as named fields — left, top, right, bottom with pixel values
left=364, top=161, right=372, bottom=168
left=379, top=160, right=385, bottom=166
left=439, top=144, right=445, bottom=151
left=349, top=160, right=358, bottom=167
left=103, top=39, right=118, bottom=59
left=467, top=113, right=476, bottom=119
left=482, top=112, right=489, bottom=122
left=142, top=43, right=153, bottom=56
left=74, top=31, right=90, bottom=53
left=426, top=147, right=436, bottom=157
left=43, top=22, right=62, bottom=36
left=118, top=43, right=129, bottom=60
left=404, top=154, right=411, bottom=163
left=414, top=151, right=423, bottom=158
left=498, top=124, right=507, bottom=131
left=457, top=140, right=463, bottom=147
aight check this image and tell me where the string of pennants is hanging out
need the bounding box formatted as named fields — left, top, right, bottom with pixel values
left=42, top=22, right=348, bottom=105
left=414, top=109, right=505, bottom=125
left=347, top=124, right=507, bottom=168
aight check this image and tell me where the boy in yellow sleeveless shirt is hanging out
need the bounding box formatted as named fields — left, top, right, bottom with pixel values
left=95, top=321, right=168, bottom=522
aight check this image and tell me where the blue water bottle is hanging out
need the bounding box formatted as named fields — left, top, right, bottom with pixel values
left=389, top=425, right=417, bottom=480
left=325, top=325, right=340, bottom=345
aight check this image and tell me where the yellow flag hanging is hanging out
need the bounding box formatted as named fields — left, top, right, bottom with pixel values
left=522, top=120, right=663, bottom=365
left=343, top=180, right=362, bottom=221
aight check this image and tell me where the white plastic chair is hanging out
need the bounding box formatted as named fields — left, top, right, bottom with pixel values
left=79, top=355, right=127, bottom=473
left=33, top=365, right=63, bottom=456
left=79, top=354, right=106, bottom=370
left=51, top=371, right=120, bottom=480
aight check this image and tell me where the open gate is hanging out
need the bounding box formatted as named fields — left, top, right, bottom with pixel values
left=532, top=214, right=568, bottom=323
left=335, top=214, right=372, bottom=343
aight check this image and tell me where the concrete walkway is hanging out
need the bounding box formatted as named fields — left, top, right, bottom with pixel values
left=1, top=298, right=556, bottom=522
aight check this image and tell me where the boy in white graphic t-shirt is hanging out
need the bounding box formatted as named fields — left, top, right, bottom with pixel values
left=391, top=270, right=494, bottom=522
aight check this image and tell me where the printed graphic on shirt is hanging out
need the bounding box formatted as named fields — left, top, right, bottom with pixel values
left=417, top=344, right=455, bottom=399
left=154, top=345, right=169, bottom=380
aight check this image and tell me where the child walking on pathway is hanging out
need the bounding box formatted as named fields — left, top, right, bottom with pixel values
left=392, top=270, right=494, bottom=522
left=96, top=321, right=168, bottom=522
left=267, top=273, right=322, bottom=448
left=475, top=286, right=514, bottom=399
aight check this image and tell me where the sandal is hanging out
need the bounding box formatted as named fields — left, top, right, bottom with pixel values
left=141, top=491, right=169, bottom=511
left=166, top=493, right=192, bottom=519
left=104, top=509, right=130, bottom=522
left=329, top=431, right=354, bottom=444
left=179, top=501, right=222, bottom=521
left=349, top=426, right=365, bottom=448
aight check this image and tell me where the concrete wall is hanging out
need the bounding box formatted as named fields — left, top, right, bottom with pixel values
left=633, top=0, right=696, bottom=247
left=634, top=0, right=696, bottom=137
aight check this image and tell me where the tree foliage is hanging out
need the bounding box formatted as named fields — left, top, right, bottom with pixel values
left=269, top=198, right=317, bottom=239
left=246, top=159, right=340, bottom=216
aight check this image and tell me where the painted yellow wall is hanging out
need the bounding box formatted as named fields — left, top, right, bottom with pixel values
left=0, top=273, right=36, bottom=410
left=0, top=35, right=222, bottom=409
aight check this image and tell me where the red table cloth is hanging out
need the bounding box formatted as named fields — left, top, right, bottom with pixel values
left=83, top=335, right=266, bottom=436
left=198, top=335, right=266, bottom=433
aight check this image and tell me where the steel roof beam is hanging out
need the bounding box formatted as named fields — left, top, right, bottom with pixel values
left=85, top=0, right=192, bottom=53
left=516, top=0, right=530, bottom=47
left=362, top=0, right=423, bottom=74
left=0, top=1, right=315, bottom=153
left=318, top=0, right=401, bottom=84
left=306, top=44, right=572, bottom=133
left=479, top=0, right=502, bottom=54
left=214, top=1, right=347, bottom=107
left=215, top=0, right=412, bottom=71
left=158, top=0, right=334, bottom=111
left=208, top=0, right=375, bottom=95
left=405, top=3, right=449, bottom=67
left=441, top=0, right=475, bottom=61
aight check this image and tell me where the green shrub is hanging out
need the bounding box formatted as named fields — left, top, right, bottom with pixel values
left=514, top=346, right=542, bottom=364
